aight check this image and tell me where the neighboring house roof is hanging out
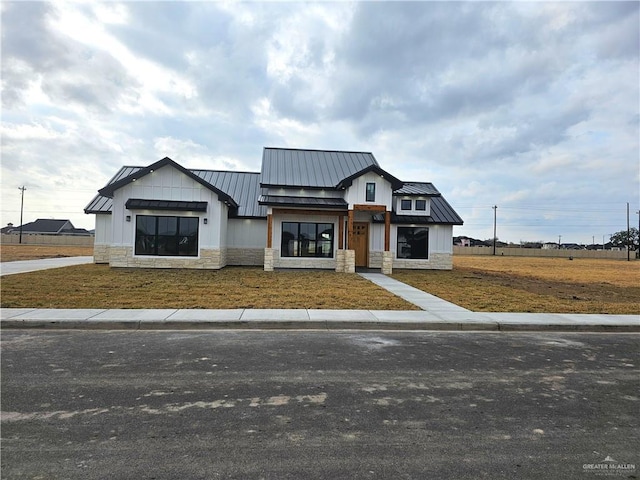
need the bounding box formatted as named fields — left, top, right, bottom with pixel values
left=260, top=147, right=381, bottom=188
left=61, top=228, right=92, bottom=236
left=16, top=219, right=73, bottom=234
left=394, top=182, right=440, bottom=196
left=259, top=195, right=349, bottom=209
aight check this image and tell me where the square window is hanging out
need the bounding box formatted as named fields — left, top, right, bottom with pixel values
left=401, top=199, right=412, bottom=210
left=415, top=200, right=426, bottom=211
left=397, top=227, right=429, bottom=259
left=135, top=215, right=198, bottom=257
left=366, top=183, right=376, bottom=202
left=281, top=222, right=334, bottom=258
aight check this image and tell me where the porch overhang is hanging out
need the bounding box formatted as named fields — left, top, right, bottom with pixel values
left=125, top=198, right=208, bottom=212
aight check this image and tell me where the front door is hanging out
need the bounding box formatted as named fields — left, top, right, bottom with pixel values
left=353, top=222, right=369, bottom=267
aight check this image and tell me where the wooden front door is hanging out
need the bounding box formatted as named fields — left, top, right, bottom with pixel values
left=353, top=222, right=369, bottom=267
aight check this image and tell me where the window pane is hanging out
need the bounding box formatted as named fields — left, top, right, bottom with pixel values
left=135, top=216, right=156, bottom=255
left=401, top=199, right=412, bottom=210
left=178, top=217, right=198, bottom=256
left=158, top=216, right=177, bottom=236
left=135, top=215, right=198, bottom=257
left=281, top=222, right=297, bottom=257
left=397, top=227, right=428, bottom=259
left=415, top=200, right=426, bottom=211
left=366, top=183, right=375, bottom=202
left=280, top=222, right=334, bottom=258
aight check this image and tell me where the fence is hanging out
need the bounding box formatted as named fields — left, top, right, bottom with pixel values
left=1, top=234, right=94, bottom=246
left=453, top=246, right=633, bottom=260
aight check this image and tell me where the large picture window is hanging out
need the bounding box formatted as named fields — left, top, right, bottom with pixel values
left=135, top=215, right=199, bottom=256
left=397, top=227, right=429, bottom=259
left=281, top=222, right=334, bottom=258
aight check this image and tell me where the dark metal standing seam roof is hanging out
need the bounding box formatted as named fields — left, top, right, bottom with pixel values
left=258, top=195, right=348, bottom=209
left=373, top=196, right=463, bottom=225
left=125, top=199, right=208, bottom=212
left=191, top=170, right=266, bottom=218
left=394, top=182, right=440, bottom=196
left=260, top=147, right=380, bottom=188
left=85, top=166, right=267, bottom=218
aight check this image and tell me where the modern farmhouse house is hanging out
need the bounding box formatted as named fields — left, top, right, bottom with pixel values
left=85, top=148, right=463, bottom=273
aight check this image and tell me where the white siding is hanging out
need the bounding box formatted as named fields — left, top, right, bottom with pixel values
left=344, top=172, right=393, bottom=209
left=394, top=197, right=431, bottom=215
left=110, top=164, right=225, bottom=249
left=227, top=218, right=267, bottom=248
left=390, top=224, right=453, bottom=256
left=94, top=214, right=111, bottom=245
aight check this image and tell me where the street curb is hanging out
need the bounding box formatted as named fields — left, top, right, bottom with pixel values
left=1, top=309, right=638, bottom=332
left=2, top=319, right=639, bottom=332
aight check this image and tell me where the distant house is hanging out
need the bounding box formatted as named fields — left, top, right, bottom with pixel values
left=7, top=219, right=92, bottom=236
left=0, top=223, right=15, bottom=234
left=85, top=148, right=463, bottom=273
left=542, top=242, right=559, bottom=250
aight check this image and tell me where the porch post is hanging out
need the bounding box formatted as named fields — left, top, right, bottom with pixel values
left=347, top=209, right=354, bottom=249
left=338, top=215, right=344, bottom=249
left=384, top=210, right=391, bottom=251
left=266, top=214, right=273, bottom=248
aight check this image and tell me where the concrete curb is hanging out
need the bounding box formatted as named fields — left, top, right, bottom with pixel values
left=1, top=309, right=638, bottom=332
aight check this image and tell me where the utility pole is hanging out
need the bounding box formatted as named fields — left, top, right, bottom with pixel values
left=636, top=210, right=640, bottom=259
left=492, top=205, right=497, bottom=256
left=18, top=186, right=26, bottom=244
left=627, top=202, right=630, bottom=261
left=558, top=235, right=562, bottom=250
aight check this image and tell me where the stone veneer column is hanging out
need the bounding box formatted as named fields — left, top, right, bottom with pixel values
left=381, top=251, right=393, bottom=275
left=264, top=248, right=275, bottom=272
left=344, top=249, right=355, bottom=273
left=335, top=249, right=345, bottom=272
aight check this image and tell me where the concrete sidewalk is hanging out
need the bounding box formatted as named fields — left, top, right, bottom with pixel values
left=0, top=256, right=93, bottom=276
left=1, top=258, right=638, bottom=332
left=1, top=308, right=638, bottom=332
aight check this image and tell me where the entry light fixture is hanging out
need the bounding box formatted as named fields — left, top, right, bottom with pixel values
left=203, top=218, right=208, bottom=224
left=126, top=215, right=131, bottom=222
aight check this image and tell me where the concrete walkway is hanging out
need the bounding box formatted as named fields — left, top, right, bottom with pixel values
left=0, top=258, right=638, bottom=332
left=0, top=256, right=93, bottom=276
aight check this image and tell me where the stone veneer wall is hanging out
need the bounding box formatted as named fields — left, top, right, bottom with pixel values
left=393, top=252, right=453, bottom=270
left=368, top=251, right=383, bottom=268
left=381, top=251, right=393, bottom=274
left=344, top=250, right=355, bottom=273
left=94, top=244, right=110, bottom=264
left=109, top=246, right=227, bottom=269
left=272, top=248, right=336, bottom=270
left=227, top=248, right=264, bottom=266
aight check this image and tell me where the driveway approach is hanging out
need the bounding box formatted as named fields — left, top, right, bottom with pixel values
left=2, top=330, right=638, bottom=480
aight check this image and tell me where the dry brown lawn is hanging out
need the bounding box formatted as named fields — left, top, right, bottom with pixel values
left=1, top=249, right=638, bottom=313
left=393, top=255, right=640, bottom=314
left=0, top=265, right=419, bottom=310
left=0, top=245, right=94, bottom=262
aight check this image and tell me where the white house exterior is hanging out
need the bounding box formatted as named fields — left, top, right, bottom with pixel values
left=85, top=148, right=463, bottom=273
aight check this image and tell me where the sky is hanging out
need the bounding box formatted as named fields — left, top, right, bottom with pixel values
left=1, top=1, right=639, bottom=244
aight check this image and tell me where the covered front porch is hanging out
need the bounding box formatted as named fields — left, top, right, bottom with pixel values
left=262, top=204, right=394, bottom=274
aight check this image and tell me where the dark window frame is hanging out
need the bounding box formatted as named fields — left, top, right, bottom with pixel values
left=365, top=182, right=376, bottom=202
left=400, top=199, right=412, bottom=210
left=135, top=215, right=199, bottom=257
left=281, top=222, right=334, bottom=258
left=397, top=226, right=429, bottom=259
left=415, top=199, right=427, bottom=211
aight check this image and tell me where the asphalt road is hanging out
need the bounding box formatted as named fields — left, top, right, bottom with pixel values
left=2, top=331, right=638, bottom=480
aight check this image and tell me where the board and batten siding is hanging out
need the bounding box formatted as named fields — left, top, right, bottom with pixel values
left=344, top=172, right=393, bottom=209
left=226, top=219, right=267, bottom=248
left=110, top=165, right=226, bottom=250
left=94, top=214, right=111, bottom=245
